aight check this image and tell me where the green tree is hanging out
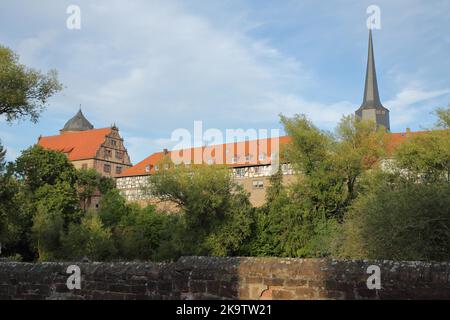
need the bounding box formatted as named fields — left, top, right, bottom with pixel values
left=76, top=168, right=115, bottom=212
left=115, top=205, right=174, bottom=261
left=14, top=146, right=81, bottom=260
left=281, top=114, right=387, bottom=222
left=15, top=145, right=77, bottom=192
left=0, top=45, right=62, bottom=123
left=148, top=164, right=254, bottom=257
left=335, top=172, right=450, bottom=261
left=262, top=114, right=388, bottom=258
left=0, top=142, right=22, bottom=255
left=394, top=106, right=450, bottom=183
left=61, top=211, right=116, bottom=261
left=98, top=188, right=130, bottom=228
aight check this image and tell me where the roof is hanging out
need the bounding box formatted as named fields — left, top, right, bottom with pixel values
left=118, top=130, right=432, bottom=178
left=119, top=136, right=291, bottom=177
left=386, top=130, right=429, bottom=154
left=38, top=128, right=111, bottom=161
left=62, top=109, right=94, bottom=132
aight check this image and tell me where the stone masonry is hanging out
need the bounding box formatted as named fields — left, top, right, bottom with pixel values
left=0, top=257, right=449, bottom=300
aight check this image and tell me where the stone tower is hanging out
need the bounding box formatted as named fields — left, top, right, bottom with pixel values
left=355, top=30, right=390, bottom=131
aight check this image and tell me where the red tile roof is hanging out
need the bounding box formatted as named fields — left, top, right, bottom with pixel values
left=38, top=128, right=112, bottom=161
left=386, top=130, right=429, bottom=154
left=118, top=130, right=432, bottom=178
left=119, top=136, right=292, bottom=177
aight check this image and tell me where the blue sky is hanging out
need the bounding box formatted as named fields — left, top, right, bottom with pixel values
left=1, top=0, right=449, bottom=163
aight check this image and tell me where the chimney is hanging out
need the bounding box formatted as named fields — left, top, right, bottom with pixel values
left=163, top=148, right=169, bottom=155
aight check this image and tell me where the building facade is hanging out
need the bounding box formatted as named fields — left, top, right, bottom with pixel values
left=38, top=109, right=132, bottom=178
left=116, top=136, right=296, bottom=207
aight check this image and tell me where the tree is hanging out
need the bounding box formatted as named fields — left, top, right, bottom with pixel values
left=394, top=106, right=450, bottom=183
left=148, top=164, right=254, bottom=257
left=14, top=146, right=81, bottom=260
left=115, top=205, right=174, bottom=261
left=76, top=168, right=115, bottom=212
left=259, top=114, right=388, bottom=258
left=280, top=114, right=387, bottom=222
left=0, top=45, right=62, bottom=123
left=15, top=145, right=77, bottom=192
left=335, top=172, right=450, bottom=261
left=98, top=188, right=130, bottom=228
left=61, top=211, right=116, bottom=261
left=0, top=142, right=21, bottom=255
left=435, top=106, right=450, bottom=129
left=335, top=107, right=450, bottom=261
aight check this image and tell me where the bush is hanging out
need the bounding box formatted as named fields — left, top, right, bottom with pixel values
left=335, top=174, right=450, bottom=261
left=61, top=212, right=116, bottom=261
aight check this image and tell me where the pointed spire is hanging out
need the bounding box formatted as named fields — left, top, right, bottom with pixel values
left=355, top=29, right=390, bottom=131
left=361, top=29, right=383, bottom=110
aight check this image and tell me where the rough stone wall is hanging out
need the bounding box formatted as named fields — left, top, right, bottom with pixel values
left=1, top=257, right=449, bottom=300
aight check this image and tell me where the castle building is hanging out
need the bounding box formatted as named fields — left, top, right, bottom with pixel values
left=38, top=109, right=132, bottom=178
left=116, top=136, right=296, bottom=207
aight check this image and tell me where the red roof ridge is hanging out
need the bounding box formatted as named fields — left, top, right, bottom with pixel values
left=39, top=127, right=112, bottom=139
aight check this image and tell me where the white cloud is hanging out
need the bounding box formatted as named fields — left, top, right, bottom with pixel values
left=386, top=87, right=450, bottom=127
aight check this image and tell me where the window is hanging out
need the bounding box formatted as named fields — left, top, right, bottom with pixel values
left=245, top=154, right=253, bottom=162
left=111, top=140, right=117, bottom=146
left=235, top=168, right=246, bottom=177
left=258, top=152, right=266, bottom=161
left=105, top=149, right=112, bottom=157
left=145, top=165, right=151, bottom=172
left=252, top=180, right=264, bottom=189
left=154, top=165, right=159, bottom=171
left=116, top=166, right=122, bottom=174
left=115, top=151, right=123, bottom=159
left=104, top=164, right=111, bottom=173
left=231, top=156, right=238, bottom=164
left=254, top=166, right=262, bottom=174
left=81, top=163, right=88, bottom=170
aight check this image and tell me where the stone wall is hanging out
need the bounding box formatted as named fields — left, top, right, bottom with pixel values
left=0, top=257, right=449, bottom=300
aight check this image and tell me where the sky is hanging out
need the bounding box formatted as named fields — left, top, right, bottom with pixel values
left=0, top=0, right=449, bottom=163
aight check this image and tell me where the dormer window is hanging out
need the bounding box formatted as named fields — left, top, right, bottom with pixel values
left=154, top=165, right=159, bottom=171
left=145, top=165, right=151, bottom=172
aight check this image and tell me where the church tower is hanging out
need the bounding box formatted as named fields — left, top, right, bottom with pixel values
left=355, top=30, right=390, bottom=131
